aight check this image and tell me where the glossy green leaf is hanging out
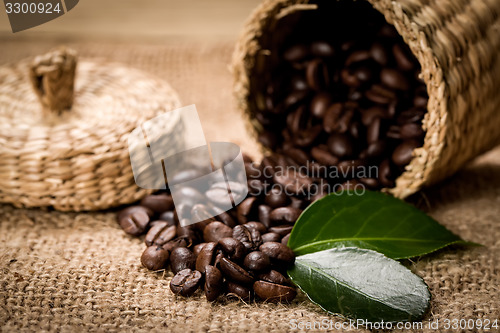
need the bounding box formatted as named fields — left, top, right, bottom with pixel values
left=288, top=191, right=471, bottom=259
left=288, top=247, right=430, bottom=322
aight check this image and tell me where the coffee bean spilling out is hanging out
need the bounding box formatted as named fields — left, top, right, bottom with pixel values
left=117, top=154, right=302, bottom=303
left=253, top=3, right=428, bottom=190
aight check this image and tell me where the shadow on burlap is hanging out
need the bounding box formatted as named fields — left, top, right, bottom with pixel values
left=0, top=39, right=499, bottom=332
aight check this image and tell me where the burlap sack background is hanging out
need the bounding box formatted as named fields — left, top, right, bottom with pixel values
left=0, top=39, right=499, bottom=332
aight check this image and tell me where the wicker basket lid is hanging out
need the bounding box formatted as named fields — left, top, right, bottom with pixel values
left=0, top=47, right=181, bottom=211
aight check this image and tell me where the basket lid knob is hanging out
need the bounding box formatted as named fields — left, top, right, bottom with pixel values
left=29, top=47, right=77, bottom=114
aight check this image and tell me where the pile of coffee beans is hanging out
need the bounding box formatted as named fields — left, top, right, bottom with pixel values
left=253, top=1, right=428, bottom=190
left=117, top=154, right=310, bottom=303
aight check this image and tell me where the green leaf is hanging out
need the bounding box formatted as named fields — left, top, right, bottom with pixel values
left=288, top=191, right=471, bottom=259
left=288, top=247, right=430, bottom=322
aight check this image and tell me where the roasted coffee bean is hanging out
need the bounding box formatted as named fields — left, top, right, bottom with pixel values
left=141, top=245, right=169, bottom=271
left=158, top=211, right=175, bottom=225
left=323, top=103, right=343, bottom=133
left=261, top=232, right=282, bottom=243
left=218, top=237, right=246, bottom=261
left=232, top=225, right=252, bottom=247
left=306, top=58, right=329, bottom=90
left=242, top=153, right=254, bottom=164
left=365, top=84, right=397, bottom=104
left=273, top=169, right=313, bottom=195
left=175, top=205, right=191, bottom=222
left=170, top=269, right=202, bottom=297
left=220, top=257, right=254, bottom=285
left=169, top=169, right=205, bottom=186
left=265, top=187, right=289, bottom=208
left=226, top=281, right=252, bottom=301
left=258, top=205, right=272, bottom=228
left=289, top=197, right=304, bottom=209
left=237, top=197, right=258, bottom=224
left=387, top=125, right=402, bottom=139
left=140, top=194, right=174, bottom=213
left=311, top=146, right=338, bottom=166
left=174, top=186, right=205, bottom=207
left=378, top=159, right=395, bottom=187
left=286, top=148, right=310, bottom=166
left=244, top=251, right=271, bottom=271
left=281, top=233, right=291, bottom=245
left=327, top=133, right=354, bottom=158
left=117, top=206, right=152, bottom=236
left=269, top=207, right=302, bottom=224
left=392, top=140, right=420, bottom=166
left=397, top=108, right=425, bottom=125
left=283, top=90, right=309, bottom=111
left=291, top=75, right=308, bottom=91
left=253, top=281, right=297, bottom=303
left=400, top=123, right=424, bottom=139
left=233, top=225, right=262, bottom=250
left=293, top=125, right=323, bottom=147
left=213, top=249, right=225, bottom=268
left=195, top=242, right=217, bottom=274
left=310, top=92, right=332, bottom=118
left=311, top=41, right=334, bottom=57
left=145, top=222, right=176, bottom=246
left=193, top=243, right=207, bottom=257
left=203, top=221, right=233, bottom=243
left=206, top=182, right=233, bottom=207
left=354, top=66, right=373, bottom=83
left=244, top=222, right=267, bottom=234
left=361, top=106, right=390, bottom=126
left=191, top=204, right=216, bottom=229
left=259, top=242, right=295, bottom=266
left=176, top=224, right=198, bottom=243
left=269, top=225, right=294, bottom=236
left=366, top=140, right=387, bottom=158
left=381, top=68, right=409, bottom=90
left=245, top=162, right=261, bottom=179
left=335, top=108, right=355, bottom=133
left=366, top=117, right=381, bottom=144
left=338, top=159, right=365, bottom=176
left=210, top=205, right=237, bottom=228
left=283, top=44, right=309, bottom=62
left=258, top=270, right=290, bottom=286
left=225, top=181, right=248, bottom=204
left=414, top=95, right=428, bottom=109
left=163, top=238, right=190, bottom=252
left=345, top=50, right=371, bottom=66
left=248, top=179, right=266, bottom=196
left=359, top=177, right=380, bottom=189
left=370, top=42, right=388, bottom=66
left=393, top=44, right=414, bottom=71
left=207, top=181, right=247, bottom=208
left=170, top=247, right=196, bottom=274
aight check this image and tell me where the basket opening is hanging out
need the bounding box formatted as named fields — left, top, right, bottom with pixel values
left=247, top=0, right=428, bottom=192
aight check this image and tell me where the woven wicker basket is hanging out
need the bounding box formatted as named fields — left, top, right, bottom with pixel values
left=232, top=0, right=500, bottom=198
left=0, top=48, right=181, bottom=211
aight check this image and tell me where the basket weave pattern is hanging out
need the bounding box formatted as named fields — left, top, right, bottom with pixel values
left=0, top=56, right=181, bottom=211
left=232, top=0, right=500, bottom=198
